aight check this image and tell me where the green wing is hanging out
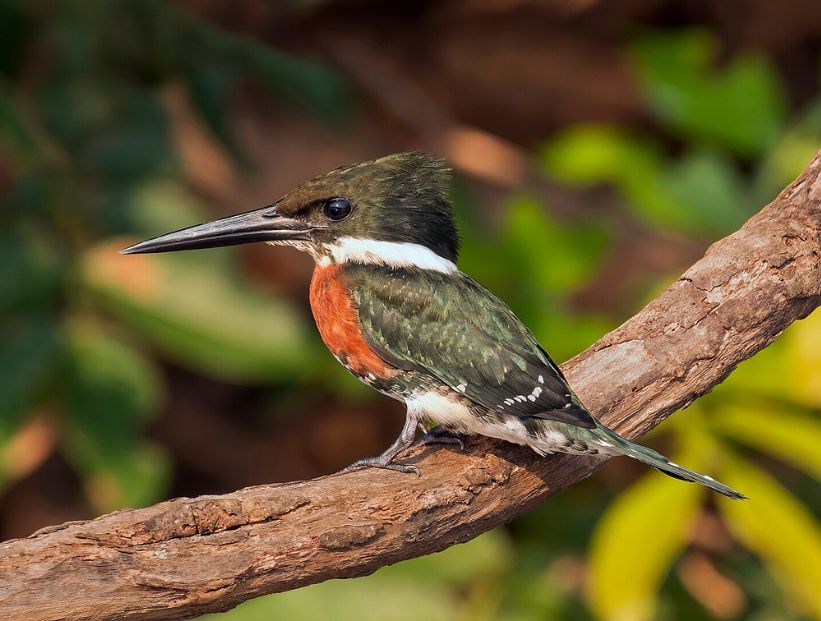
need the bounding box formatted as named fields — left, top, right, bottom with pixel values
left=347, top=265, right=595, bottom=428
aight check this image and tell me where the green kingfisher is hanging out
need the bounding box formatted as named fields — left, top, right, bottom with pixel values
left=122, top=152, right=744, bottom=499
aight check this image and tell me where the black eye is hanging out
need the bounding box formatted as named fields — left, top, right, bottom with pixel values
left=323, top=198, right=353, bottom=221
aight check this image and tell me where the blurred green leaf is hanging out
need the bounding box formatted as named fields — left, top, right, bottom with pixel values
left=712, top=407, right=821, bottom=479
left=380, top=529, right=511, bottom=587
left=540, top=125, right=659, bottom=187
left=62, top=318, right=169, bottom=511
left=783, top=308, right=821, bottom=408
left=459, top=191, right=613, bottom=360
left=4, top=168, right=53, bottom=218
left=0, top=315, right=62, bottom=435
left=531, top=309, right=614, bottom=364
left=752, top=99, right=821, bottom=205
left=200, top=577, right=455, bottom=621
left=631, top=30, right=786, bottom=157
left=65, top=318, right=162, bottom=444
left=128, top=181, right=217, bottom=237
left=80, top=184, right=318, bottom=383
left=175, top=8, right=354, bottom=126
left=0, top=224, right=60, bottom=313
left=587, top=438, right=706, bottom=621
left=541, top=126, right=748, bottom=236
left=80, top=90, right=171, bottom=184
left=38, top=76, right=113, bottom=152
left=81, top=244, right=317, bottom=383
left=0, top=79, right=39, bottom=165
left=539, top=125, right=685, bottom=232
left=197, top=532, right=507, bottom=621
left=718, top=457, right=821, bottom=619
left=502, top=194, right=609, bottom=295
left=712, top=330, right=789, bottom=402
left=183, top=62, right=243, bottom=160
left=663, top=150, right=747, bottom=235
left=723, top=309, right=821, bottom=408
left=85, top=441, right=170, bottom=513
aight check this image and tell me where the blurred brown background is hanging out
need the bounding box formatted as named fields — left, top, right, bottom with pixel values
left=1, top=1, right=819, bottom=620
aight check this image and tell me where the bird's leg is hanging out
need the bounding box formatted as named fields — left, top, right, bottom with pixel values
left=343, top=412, right=420, bottom=476
left=414, top=425, right=465, bottom=451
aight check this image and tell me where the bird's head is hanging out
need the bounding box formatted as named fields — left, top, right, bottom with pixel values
left=122, top=152, right=460, bottom=271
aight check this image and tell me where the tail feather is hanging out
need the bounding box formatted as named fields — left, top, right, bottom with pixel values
left=594, top=425, right=746, bottom=500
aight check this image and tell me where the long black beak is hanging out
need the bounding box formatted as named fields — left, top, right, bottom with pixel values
left=120, top=205, right=314, bottom=255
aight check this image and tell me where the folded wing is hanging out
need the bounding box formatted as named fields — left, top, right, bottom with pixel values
left=347, top=266, right=596, bottom=428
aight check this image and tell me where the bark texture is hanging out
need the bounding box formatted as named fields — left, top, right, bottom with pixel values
left=1, top=154, right=820, bottom=621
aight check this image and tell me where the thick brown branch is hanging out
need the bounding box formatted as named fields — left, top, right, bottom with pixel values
left=2, top=154, right=820, bottom=621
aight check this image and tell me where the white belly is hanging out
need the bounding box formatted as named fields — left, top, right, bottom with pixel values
left=405, top=389, right=614, bottom=456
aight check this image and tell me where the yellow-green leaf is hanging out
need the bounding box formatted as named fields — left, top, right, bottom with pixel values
left=785, top=309, right=821, bottom=408
left=195, top=533, right=510, bottom=621
left=587, top=450, right=705, bottom=621
left=712, top=406, right=821, bottom=478
left=718, top=457, right=821, bottom=619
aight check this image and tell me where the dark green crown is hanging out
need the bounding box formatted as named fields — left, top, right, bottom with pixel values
left=278, top=151, right=460, bottom=261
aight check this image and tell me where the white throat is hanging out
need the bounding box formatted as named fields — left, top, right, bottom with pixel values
left=319, top=237, right=457, bottom=273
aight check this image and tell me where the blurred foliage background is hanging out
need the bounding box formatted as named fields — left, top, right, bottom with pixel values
left=1, top=1, right=819, bottom=620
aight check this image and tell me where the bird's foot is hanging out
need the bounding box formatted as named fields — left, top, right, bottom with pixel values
left=414, top=426, right=465, bottom=451
left=342, top=414, right=421, bottom=476
left=342, top=456, right=420, bottom=476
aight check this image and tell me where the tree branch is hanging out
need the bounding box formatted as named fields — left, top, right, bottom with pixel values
left=2, top=154, right=820, bottom=621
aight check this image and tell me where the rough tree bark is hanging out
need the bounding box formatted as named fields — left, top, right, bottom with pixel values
left=1, top=154, right=820, bottom=621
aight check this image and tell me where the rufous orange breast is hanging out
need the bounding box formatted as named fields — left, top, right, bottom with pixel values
left=309, top=264, right=397, bottom=379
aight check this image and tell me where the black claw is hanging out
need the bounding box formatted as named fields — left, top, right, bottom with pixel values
left=415, top=428, right=465, bottom=451
left=343, top=458, right=420, bottom=476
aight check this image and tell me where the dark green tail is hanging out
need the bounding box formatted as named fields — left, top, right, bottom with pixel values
left=594, top=424, right=746, bottom=500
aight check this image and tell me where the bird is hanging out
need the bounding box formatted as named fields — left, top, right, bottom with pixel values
left=122, top=151, right=744, bottom=499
